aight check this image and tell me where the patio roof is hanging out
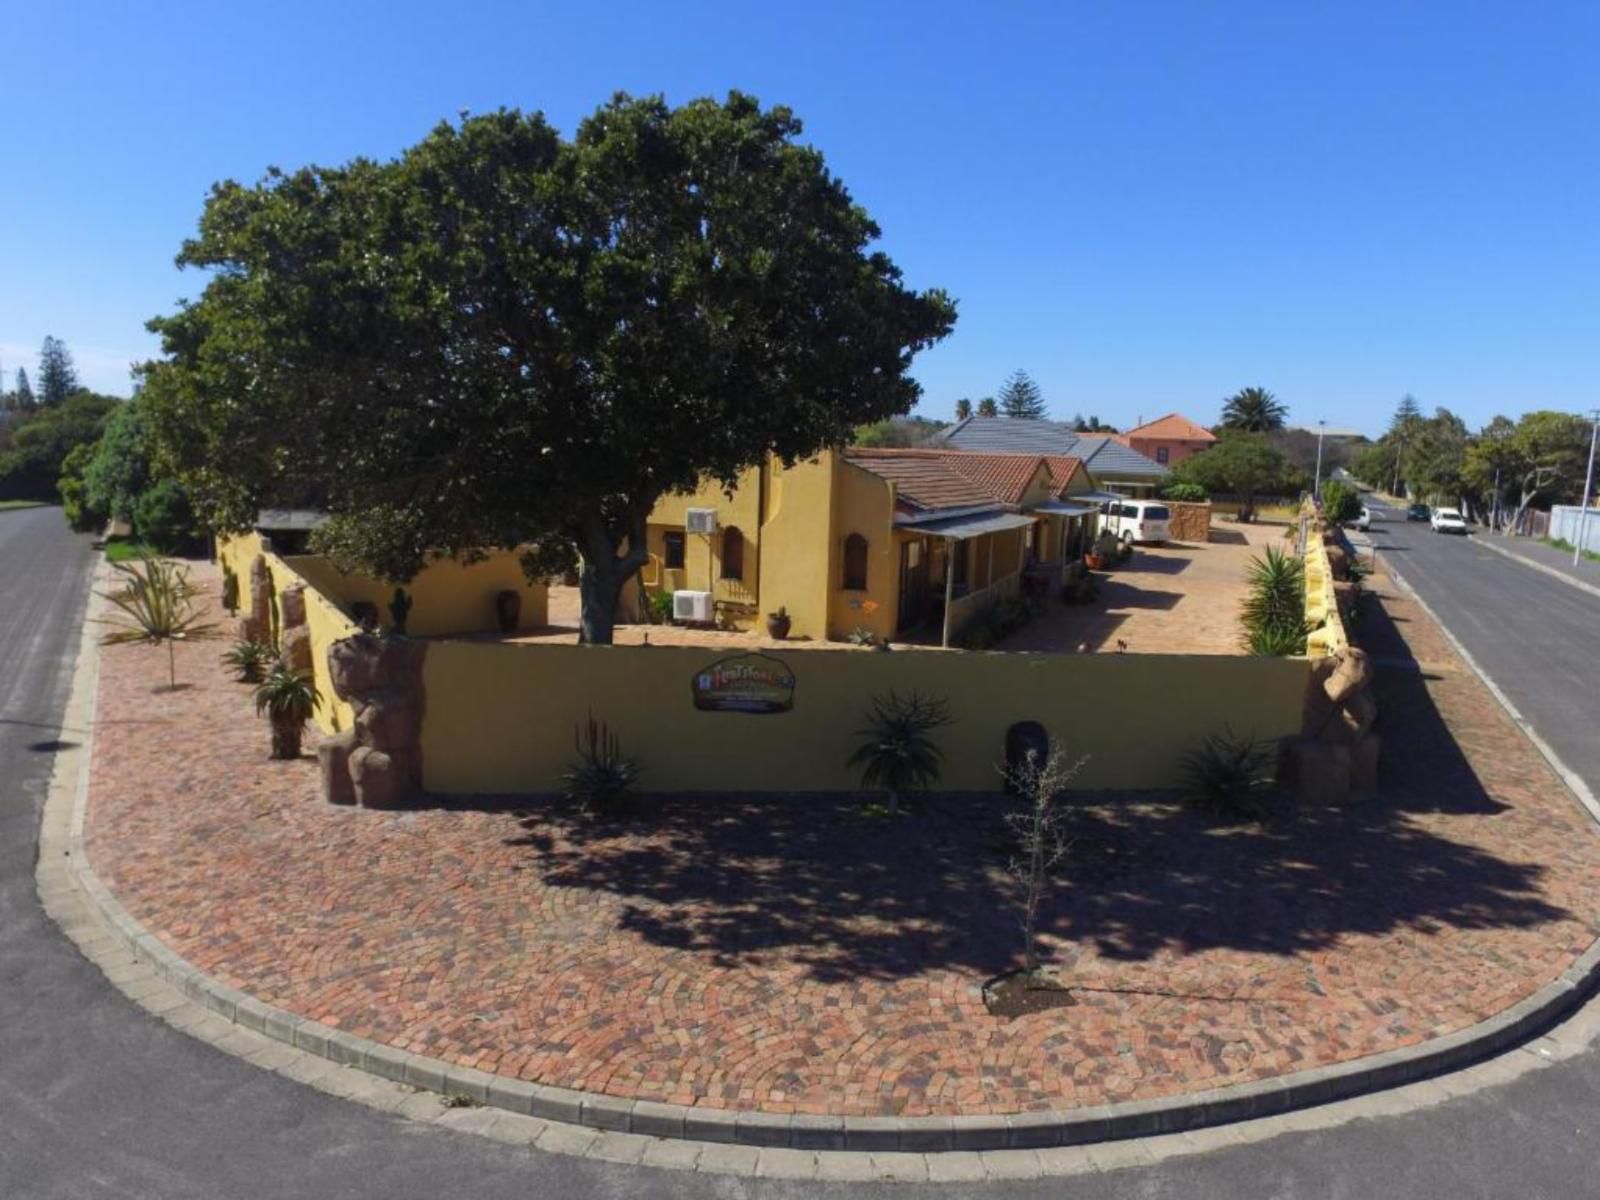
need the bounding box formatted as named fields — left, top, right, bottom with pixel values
left=1074, top=490, right=1127, bottom=504
left=903, top=510, right=1039, bottom=540
left=1030, top=500, right=1098, bottom=516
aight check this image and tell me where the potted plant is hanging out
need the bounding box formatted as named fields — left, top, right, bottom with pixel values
left=766, top=606, right=792, bottom=639
left=495, top=588, right=521, bottom=634
left=253, top=665, right=321, bottom=760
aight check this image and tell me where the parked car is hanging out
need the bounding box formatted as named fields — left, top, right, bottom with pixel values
left=1430, top=507, right=1468, bottom=535
left=1099, top=500, right=1171, bottom=545
left=1406, top=503, right=1431, bottom=521
left=1348, top=504, right=1371, bottom=531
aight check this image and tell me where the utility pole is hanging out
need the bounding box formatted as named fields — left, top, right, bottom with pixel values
left=1313, top=420, right=1327, bottom=500
left=1574, top=410, right=1600, bottom=568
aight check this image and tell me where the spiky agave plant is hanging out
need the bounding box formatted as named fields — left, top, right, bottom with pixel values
left=98, top=553, right=218, bottom=691
left=253, top=665, right=321, bottom=759
left=1239, top=546, right=1306, bottom=656
left=222, top=639, right=276, bottom=683
left=847, top=690, right=952, bottom=816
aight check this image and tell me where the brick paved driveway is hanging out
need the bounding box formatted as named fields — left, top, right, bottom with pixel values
left=84, top=565, right=1600, bottom=1117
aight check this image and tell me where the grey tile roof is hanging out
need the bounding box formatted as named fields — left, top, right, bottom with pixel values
left=255, top=508, right=329, bottom=532
left=941, top=418, right=1169, bottom=479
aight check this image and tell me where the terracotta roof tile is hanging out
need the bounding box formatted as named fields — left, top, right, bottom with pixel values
left=1123, top=412, right=1217, bottom=442
left=845, top=448, right=1094, bottom=512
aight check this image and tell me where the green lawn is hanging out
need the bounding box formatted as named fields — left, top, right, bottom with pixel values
left=0, top=499, right=46, bottom=511
left=1543, top=536, right=1600, bottom=563
left=104, top=539, right=156, bottom=563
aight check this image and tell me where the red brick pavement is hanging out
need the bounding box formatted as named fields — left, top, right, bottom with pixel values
left=83, top=566, right=1600, bottom=1117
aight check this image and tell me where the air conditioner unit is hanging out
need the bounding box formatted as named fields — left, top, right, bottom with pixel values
left=673, top=589, right=714, bottom=623
left=685, top=507, right=718, bottom=534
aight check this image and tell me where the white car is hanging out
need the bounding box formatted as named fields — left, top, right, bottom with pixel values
left=1348, top=504, right=1371, bottom=532
left=1099, top=500, right=1171, bottom=545
left=1430, top=507, right=1468, bottom=535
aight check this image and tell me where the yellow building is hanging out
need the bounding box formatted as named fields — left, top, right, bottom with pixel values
left=641, top=449, right=1100, bottom=646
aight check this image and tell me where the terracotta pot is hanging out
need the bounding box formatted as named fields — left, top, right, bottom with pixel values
left=766, top=612, right=792, bottom=639
left=495, top=589, right=521, bottom=634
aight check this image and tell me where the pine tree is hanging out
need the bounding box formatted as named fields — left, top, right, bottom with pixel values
left=37, top=336, right=80, bottom=406
left=997, top=369, right=1046, bottom=419
left=13, top=367, right=35, bottom=411
left=1389, top=393, right=1422, bottom=434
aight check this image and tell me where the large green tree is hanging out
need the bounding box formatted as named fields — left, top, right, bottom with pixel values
left=82, top=396, right=152, bottom=523
left=997, top=368, right=1045, bottom=419
left=1219, top=386, right=1286, bottom=432
left=1463, top=410, right=1591, bottom=530
left=1169, top=430, right=1297, bottom=522
left=0, top=391, right=118, bottom=501
left=143, top=95, right=955, bottom=642
left=36, top=336, right=81, bottom=407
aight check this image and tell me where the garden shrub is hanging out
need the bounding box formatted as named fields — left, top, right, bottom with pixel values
left=561, top=714, right=643, bottom=811
left=1239, top=545, right=1306, bottom=656
left=1179, top=727, right=1276, bottom=820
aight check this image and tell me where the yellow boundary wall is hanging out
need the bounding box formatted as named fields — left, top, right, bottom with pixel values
left=421, top=642, right=1309, bottom=794
left=1301, top=511, right=1350, bottom=661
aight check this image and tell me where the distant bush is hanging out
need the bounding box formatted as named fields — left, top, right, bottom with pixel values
left=132, top=477, right=197, bottom=554
left=1161, top=481, right=1209, bottom=502
left=1320, top=480, right=1360, bottom=525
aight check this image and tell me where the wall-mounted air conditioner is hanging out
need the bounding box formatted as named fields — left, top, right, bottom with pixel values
left=685, top=507, right=718, bottom=534
left=673, top=590, right=714, bottom=623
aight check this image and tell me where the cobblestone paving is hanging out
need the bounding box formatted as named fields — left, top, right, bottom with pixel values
left=84, top=566, right=1600, bottom=1117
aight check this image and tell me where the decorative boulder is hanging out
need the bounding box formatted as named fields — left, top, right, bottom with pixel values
left=318, top=728, right=358, bottom=806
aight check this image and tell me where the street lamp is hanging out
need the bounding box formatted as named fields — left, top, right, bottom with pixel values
left=1313, top=420, right=1327, bottom=501
left=1574, top=409, right=1600, bottom=568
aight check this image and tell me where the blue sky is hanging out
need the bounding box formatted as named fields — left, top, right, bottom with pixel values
left=3, top=1, right=1596, bottom=436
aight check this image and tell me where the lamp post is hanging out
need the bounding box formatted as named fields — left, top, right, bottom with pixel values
left=1574, top=409, right=1600, bottom=568
left=1313, top=420, right=1327, bottom=501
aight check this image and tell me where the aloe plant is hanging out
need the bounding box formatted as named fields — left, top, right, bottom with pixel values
left=253, top=665, right=321, bottom=759
left=98, top=553, right=218, bottom=691
left=847, top=690, right=951, bottom=816
left=1239, top=546, right=1306, bottom=656
left=222, top=639, right=276, bottom=683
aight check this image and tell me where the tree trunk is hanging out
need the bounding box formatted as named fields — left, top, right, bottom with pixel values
left=271, top=719, right=302, bottom=760
left=575, top=508, right=652, bottom=645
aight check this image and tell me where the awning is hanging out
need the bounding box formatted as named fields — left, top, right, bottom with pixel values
left=904, top=511, right=1039, bottom=540
left=1030, top=500, right=1098, bottom=517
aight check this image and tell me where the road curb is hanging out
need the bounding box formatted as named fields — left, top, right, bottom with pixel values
left=1465, top=533, right=1600, bottom=602
left=42, top=564, right=1600, bottom=1158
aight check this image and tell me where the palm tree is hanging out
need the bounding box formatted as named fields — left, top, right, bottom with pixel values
left=1220, top=387, right=1287, bottom=433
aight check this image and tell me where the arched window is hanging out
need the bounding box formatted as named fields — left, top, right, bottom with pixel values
left=842, top=533, right=869, bottom=591
left=721, top=526, right=744, bottom=580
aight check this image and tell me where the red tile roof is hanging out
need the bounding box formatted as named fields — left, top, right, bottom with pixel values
left=844, top=449, right=1088, bottom=512
left=1122, top=412, right=1217, bottom=443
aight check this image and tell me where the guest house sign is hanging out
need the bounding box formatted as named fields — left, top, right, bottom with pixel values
left=691, top=653, right=796, bottom=714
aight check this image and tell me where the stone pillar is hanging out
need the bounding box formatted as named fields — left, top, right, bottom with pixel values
left=1290, top=645, right=1380, bottom=803
left=278, top=584, right=313, bottom=672
left=324, top=634, right=428, bottom=809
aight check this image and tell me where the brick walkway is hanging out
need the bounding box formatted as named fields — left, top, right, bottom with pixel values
left=84, top=564, right=1600, bottom=1118
left=998, top=521, right=1291, bottom=654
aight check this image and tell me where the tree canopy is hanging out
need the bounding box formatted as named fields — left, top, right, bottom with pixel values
left=997, top=368, right=1045, bottom=419
left=1219, top=386, right=1287, bottom=432
left=143, top=95, right=954, bottom=642
left=0, top=390, right=118, bottom=501
left=976, top=397, right=998, bottom=417
left=1169, top=430, right=1299, bottom=521
left=953, top=398, right=972, bottom=421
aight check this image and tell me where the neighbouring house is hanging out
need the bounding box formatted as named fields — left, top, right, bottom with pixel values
left=640, top=448, right=1101, bottom=646
left=1115, top=412, right=1217, bottom=467
left=941, top=416, right=1170, bottom=496
left=252, top=508, right=330, bottom=556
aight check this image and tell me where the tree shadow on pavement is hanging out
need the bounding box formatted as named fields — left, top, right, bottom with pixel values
left=497, top=581, right=1564, bottom=983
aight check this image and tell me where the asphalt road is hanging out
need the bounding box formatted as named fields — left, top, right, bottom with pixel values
left=5, top=503, right=1600, bottom=1198
left=1362, top=502, right=1600, bottom=795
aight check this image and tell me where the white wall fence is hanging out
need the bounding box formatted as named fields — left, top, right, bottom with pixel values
left=1549, top=505, right=1600, bottom=555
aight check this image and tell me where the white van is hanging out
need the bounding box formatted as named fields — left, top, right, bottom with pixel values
left=1100, top=500, right=1171, bottom=545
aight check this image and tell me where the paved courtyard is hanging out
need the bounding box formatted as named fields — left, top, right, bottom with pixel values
left=999, top=520, right=1292, bottom=654
left=82, top=562, right=1600, bottom=1118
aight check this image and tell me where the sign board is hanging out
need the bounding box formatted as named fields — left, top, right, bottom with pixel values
left=691, top=653, right=796, bottom=714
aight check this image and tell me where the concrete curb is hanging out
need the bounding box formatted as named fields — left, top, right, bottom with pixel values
left=1465, top=532, right=1600, bottom=602
left=47, top=562, right=1600, bottom=1157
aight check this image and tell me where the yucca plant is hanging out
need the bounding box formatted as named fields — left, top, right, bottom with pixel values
left=560, top=714, right=643, bottom=811
left=98, top=553, right=218, bottom=691
left=253, top=665, right=321, bottom=759
left=1239, top=546, right=1307, bottom=656
left=222, top=639, right=276, bottom=683
left=847, top=690, right=951, bottom=816
left=1179, top=727, right=1276, bottom=820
